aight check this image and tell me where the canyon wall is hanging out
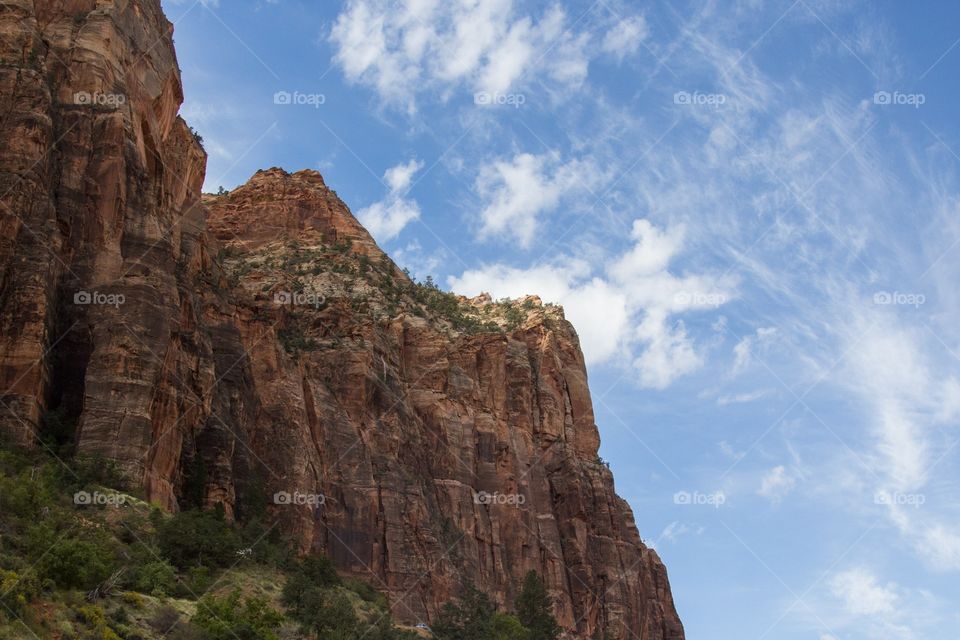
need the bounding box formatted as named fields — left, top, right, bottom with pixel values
left=0, top=2, right=684, bottom=638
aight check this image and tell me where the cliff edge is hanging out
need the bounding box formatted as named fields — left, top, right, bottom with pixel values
left=0, top=2, right=684, bottom=638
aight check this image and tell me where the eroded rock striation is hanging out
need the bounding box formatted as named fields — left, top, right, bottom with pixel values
left=0, top=1, right=684, bottom=638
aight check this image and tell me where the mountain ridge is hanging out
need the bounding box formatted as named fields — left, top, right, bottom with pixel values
left=0, top=1, right=684, bottom=638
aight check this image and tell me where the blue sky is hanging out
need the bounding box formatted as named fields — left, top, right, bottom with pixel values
left=162, top=1, right=960, bottom=637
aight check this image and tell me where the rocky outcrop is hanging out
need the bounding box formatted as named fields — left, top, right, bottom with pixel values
left=0, top=2, right=684, bottom=639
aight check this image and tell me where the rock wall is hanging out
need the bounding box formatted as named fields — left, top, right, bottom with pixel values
left=0, top=2, right=684, bottom=638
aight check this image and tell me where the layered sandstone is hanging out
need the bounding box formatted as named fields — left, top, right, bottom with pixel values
left=0, top=1, right=684, bottom=638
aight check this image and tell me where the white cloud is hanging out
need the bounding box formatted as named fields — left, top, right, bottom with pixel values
left=729, top=327, right=776, bottom=377
left=731, top=336, right=753, bottom=376
left=818, top=566, right=940, bottom=639
left=660, top=521, right=689, bottom=543
left=448, top=259, right=629, bottom=365
left=450, top=218, right=735, bottom=387
left=914, top=525, right=960, bottom=571
left=329, top=0, right=594, bottom=110
left=757, top=465, right=796, bottom=503
left=828, top=568, right=898, bottom=616
left=474, top=153, right=602, bottom=247
left=717, top=389, right=770, bottom=406
left=601, top=15, right=648, bottom=61
left=608, top=219, right=684, bottom=281
left=610, top=220, right=737, bottom=388
left=719, top=440, right=744, bottom=460
left=384, top=158, right=423, bottom=193
left=633, top=314, right=701, bottom=389
left=392, top=239, right=444, bottom=280
left=838, top=314, right=960, bottom=576
left=357, top=159, right=425, bottom=241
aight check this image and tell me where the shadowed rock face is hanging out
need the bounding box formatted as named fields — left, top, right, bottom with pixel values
left=0, top=2, right=684, bottom=638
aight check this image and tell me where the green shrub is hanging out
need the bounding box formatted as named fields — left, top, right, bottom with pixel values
left=149, top=606, right=198, bottom=639
left=39, top=406, right=77, bottom=449
left=297, top=591, right=357, bottom=640
left=172, top=566, right=214, bottom=599
left=73, top=604, right=123, bottom=640
left=277, top=327, right=319, bottom=354
left=132, top=560, right=176, bottom=596
left=492, top=613, right=529, bottom=640
left=501, top=305, right=525, bottom=331
left=344, top=577, right=384, bottom=605
left=0, top=568, right=39, bottom=621
left=120, top=592, right=144, bottom=609
left=280, top=555, right=342, bottom=625
left=0, top=467, right=56, bottom=524
left=62, top=455, right=129, bottom=493
left=157, top=508, right=239, bottom=569
left=192, top=589, right=283, bottom=640
left=29, top=528, right=116, bottom=590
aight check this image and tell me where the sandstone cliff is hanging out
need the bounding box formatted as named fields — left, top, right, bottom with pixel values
left=0, top=1, right=684, bottom=638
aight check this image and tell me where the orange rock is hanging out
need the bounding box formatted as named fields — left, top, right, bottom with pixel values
left=0, top=2, right=684, bottom=638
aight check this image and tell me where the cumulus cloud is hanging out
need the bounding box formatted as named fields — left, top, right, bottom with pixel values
left=329, top=0, right=599, bottom=110
left=474, top=153, right=601, bottom=247
left=449, top=259, right=630, bottom=364
left=450, top=218, right=736, bottom=387
left=357, top=159, right=424, bottom=242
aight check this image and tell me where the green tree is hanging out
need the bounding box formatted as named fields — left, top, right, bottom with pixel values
left=280, top=555, right=342, bottom=621
left=132, top=560, right=177, bottom=595
left=281, top=555, right=362, bottom=637
left=307, top=591, right=358, bottom=640
left=157, top=507, right=239, bottom=569
left=515, top=571, right=560, bottom=640
left=28, top=527, right=115, bottom=590
left=432, top=582, right=496, bottom=640
left=492, top=612, right=530, bottom=640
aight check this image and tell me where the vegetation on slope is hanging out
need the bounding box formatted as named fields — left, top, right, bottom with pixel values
left=214, top=237, right=565, bottom=353
left=0, top=435, right=562, bottom=640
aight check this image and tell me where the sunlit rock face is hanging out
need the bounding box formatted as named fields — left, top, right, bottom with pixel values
left=0, top=2, right=683, bottom=638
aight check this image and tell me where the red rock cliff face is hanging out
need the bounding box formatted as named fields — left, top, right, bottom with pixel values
left=0, top=2, right=684, bottom=639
